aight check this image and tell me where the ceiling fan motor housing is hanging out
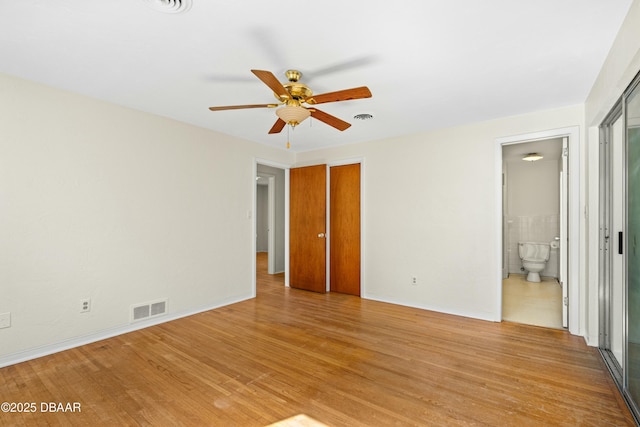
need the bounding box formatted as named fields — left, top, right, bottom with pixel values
left=285, top=69, right=302, bottom=82
left=280, top=82, right=313, bottom=102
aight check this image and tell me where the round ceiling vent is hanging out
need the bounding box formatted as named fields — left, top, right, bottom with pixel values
left=142, top=0, right=192, bottom=13
left=353, top=113, right=374, bottom=121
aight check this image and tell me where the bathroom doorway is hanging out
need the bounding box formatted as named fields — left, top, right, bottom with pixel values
left=501, top=137, right=568, bottom=329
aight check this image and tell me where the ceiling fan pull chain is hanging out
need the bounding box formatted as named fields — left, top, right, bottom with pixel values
left=286, top=124, right=291, bottom=149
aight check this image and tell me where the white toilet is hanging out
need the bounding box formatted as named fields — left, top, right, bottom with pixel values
left=518, top=242, right=550, bottom=282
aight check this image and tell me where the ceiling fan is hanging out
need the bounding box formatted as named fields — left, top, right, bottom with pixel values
left=208, top=69, right=372, bottom=134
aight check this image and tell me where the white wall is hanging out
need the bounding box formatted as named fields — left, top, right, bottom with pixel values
left=585, top=0, right=640, bottom=127
left=506, top=160, right=559, bottom=216
left=296, top=105, right=584, bottom=322
left=0, top=73, right=294, bottom=365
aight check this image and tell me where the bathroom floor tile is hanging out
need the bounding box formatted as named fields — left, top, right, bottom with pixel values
left=502, top=274, right=564, bottom=329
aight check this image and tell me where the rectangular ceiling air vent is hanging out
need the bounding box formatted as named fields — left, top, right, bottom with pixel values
left=131, top=298, right=168, bottom=323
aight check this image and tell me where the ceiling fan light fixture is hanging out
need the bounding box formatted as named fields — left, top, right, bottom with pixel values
left=522, top=153, right=544, bottom=162
left=276, top=105, right=310, bottom=127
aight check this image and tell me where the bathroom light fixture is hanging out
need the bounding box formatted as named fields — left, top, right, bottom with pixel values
left=522, top=153, right=544, bottom=162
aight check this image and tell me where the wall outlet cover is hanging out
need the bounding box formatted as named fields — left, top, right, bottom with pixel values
left=0, top=312, right=11, bottom=329
left=80, top=298, right=91, bottom=313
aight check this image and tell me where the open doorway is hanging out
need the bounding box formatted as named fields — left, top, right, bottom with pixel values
left=501, top=138, right=566, bottom=329
left=496, top=126, right=579, bottom=334
left=256, top=163, right=286, bottom=290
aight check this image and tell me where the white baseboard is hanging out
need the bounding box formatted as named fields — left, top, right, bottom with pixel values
left=0, top=295, right=251, bottom=368
left=361, top=293, right=499, bottom=323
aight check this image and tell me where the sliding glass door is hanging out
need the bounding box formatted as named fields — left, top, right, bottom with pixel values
left=600, top=103, right=625, bottom=385
left=627, top=78, right=640, bottom=409
left=600, top=71, right=640, bottom=422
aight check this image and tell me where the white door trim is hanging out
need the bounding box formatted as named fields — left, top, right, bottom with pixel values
left=560, top=137, right=569, bottom=328
left=495, top=126, right=580, bottom=335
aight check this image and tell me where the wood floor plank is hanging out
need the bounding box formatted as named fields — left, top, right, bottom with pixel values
left=0, top=253, right=634, bottom=426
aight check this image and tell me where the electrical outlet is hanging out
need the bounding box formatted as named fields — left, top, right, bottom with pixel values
left=80, top=298, right=91, bottom=313
left=0, top=312, right=11, bottom=328
left=411, top=276, right=418, bottom=286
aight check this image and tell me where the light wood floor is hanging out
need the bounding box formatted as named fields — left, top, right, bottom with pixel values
left=0, top=254, right=634, bottom=426
left=502, top=274, right=564, bottom=329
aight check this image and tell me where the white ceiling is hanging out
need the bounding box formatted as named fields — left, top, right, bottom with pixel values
left=0, top=0, right=633, bottom=152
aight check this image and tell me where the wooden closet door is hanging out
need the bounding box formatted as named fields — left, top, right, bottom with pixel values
left=330, top=163, right=361, bottom=296
left=290, top=165, right=327, bottom=293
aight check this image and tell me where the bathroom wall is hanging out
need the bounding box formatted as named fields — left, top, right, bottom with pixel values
left=505, top=157, right=560, bottom=277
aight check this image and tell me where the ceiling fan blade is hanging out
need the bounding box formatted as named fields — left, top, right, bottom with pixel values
left=208, top=104, right=278, bottom=111
left=268, top=118, right=286, bottom=134
left=309, top=108, right=351, bottom=131
left=307, top=86, right=372, bottom=105
left=251, top=69, right=290, bottom=99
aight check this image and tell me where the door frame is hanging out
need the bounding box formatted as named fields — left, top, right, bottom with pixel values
left=253, top=157, right=365, bottom=296
left=253, top=158, right=292, bottom=296
left=560, top=136, right=569, bottom=327
left=599, top=101, right=625, bottom=385
left=495, top=126, right=580, bottom=334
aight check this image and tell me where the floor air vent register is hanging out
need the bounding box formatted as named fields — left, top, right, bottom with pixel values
left=131, top=299, right=168, bottom=322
